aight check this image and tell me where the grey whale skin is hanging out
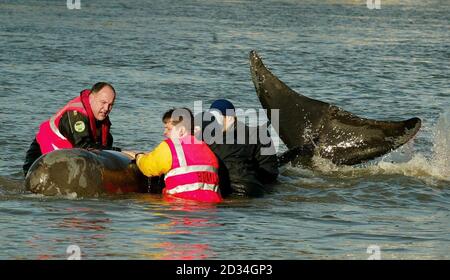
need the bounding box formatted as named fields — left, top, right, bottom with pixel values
left=25, top=149, right=148, bottom=196
left=249, top=50, right=421, bottom=166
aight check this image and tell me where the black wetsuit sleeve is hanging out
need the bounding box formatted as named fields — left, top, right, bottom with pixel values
left=254, top=128, right=279, bottom=183
left=106, top=133, right=121, bottom=151
left=58, top=111, right=120, bottom=151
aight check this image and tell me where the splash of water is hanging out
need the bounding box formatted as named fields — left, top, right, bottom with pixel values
left=431, top=111, right=450, bottom=177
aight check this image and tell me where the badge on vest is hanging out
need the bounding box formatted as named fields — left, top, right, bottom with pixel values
left=74, top=121, right=86, bottom=133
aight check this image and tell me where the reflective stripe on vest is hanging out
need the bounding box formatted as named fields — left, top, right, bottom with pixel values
left=171, top=137, right=187, bottom=167
left=164, top=137, right=219, bottom=193
left=166, top=165, right=217, bottom=179
left=165, top=182, right=219, bottom=195
left=49, top=101, right=85, bottom=140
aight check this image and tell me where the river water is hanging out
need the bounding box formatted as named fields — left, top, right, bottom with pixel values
left=0, top=0, right=449, bottom=259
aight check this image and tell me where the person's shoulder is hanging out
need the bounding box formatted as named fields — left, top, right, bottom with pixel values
left=61, top=110, right=89, bottom=132
left=156, top=140, right=171, bottom=151
left=65, top=110, right=88, bottom=121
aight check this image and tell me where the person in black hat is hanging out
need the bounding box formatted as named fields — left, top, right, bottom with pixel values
left=196, top=99, right=279, bottom=197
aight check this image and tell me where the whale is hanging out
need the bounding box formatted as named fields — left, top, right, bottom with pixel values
left=24, top=149, right=150, bottom=197
left=249, top=50, right=422, bottom=165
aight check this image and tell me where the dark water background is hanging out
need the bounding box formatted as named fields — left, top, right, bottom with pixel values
left=0, top=0, right=449, bottom=259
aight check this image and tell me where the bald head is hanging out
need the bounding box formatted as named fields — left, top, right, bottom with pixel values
left=89, top=82, right=116, bottom=121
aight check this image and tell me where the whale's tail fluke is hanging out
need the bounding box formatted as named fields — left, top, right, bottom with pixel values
left=249, top=50, right=421, bottom=166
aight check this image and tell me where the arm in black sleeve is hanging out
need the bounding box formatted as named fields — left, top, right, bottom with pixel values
left=106, top=132, right=121, bottom=151
left=253, top=126, right=279, bottom=183
left=58, top=111, right=107, bottom=150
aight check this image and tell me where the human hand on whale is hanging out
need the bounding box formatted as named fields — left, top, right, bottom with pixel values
left=121, top=150, right=141, bottom=160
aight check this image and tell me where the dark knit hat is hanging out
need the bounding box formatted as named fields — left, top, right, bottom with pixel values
left=210, top=99, right=235, bottom=116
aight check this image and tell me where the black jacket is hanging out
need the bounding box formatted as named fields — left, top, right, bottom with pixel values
left=58, top=110, right=115, bottom=150
left=198, top=113, right=279, bottom=197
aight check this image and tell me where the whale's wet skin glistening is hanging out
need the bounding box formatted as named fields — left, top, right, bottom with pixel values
left=249, top=51, right=421, bottom=166
left=25, top=149, right=148, bottom=197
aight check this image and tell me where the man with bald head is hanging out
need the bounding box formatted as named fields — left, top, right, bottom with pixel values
left=23, top=82, right=120, bottom=176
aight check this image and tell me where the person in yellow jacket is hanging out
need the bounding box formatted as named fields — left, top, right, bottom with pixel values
left=123, top=108, right=222, bottom=203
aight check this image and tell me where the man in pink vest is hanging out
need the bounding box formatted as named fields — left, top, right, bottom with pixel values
left=123, top=108, right=222, bottom=203
left=23, top=82, right=119, bottom=176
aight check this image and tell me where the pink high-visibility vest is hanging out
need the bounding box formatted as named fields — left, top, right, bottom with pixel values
left=36, top=90, right=110, bottom=154
left=164, top=135, right=222, bottom=203
left=36, top=96, right=87, bottom=154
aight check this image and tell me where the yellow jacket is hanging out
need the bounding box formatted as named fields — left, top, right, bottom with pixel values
left=136, top=141, right=172, bottom=177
